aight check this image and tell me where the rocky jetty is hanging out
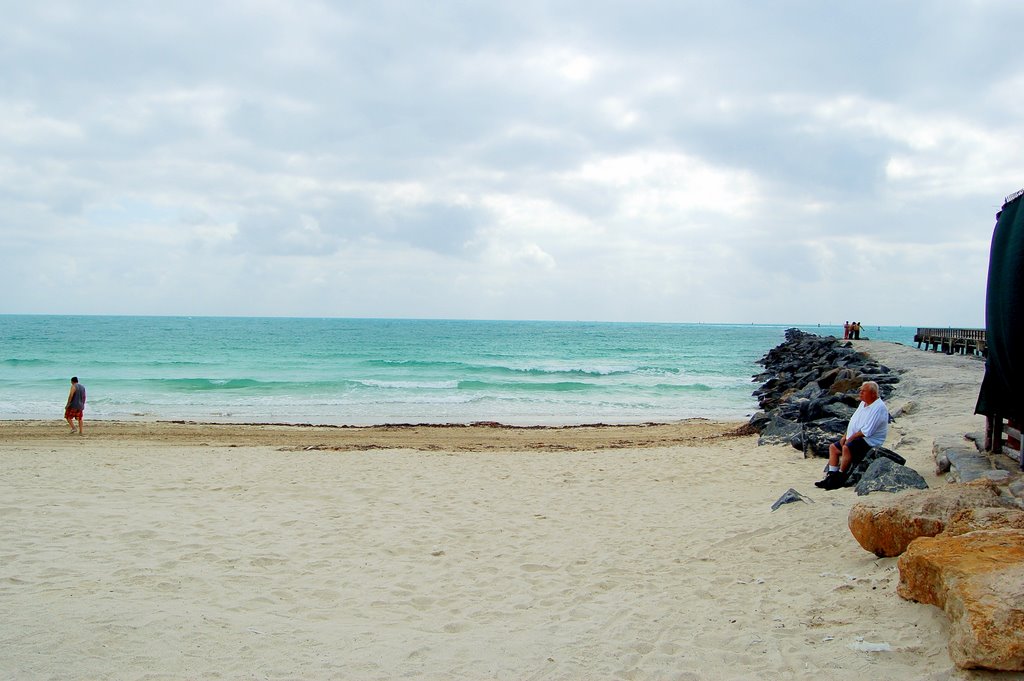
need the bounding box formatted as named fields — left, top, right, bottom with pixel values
left=749, top=329, right=904, bottom=482
left=759, top=328, right=1024, bottom=670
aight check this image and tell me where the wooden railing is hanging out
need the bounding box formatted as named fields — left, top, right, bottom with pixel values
left=985, top=416, right=1024, bottom=470
left=914, top=328, right=987, bottom=356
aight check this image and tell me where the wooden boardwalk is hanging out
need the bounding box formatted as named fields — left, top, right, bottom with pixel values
left=914, top=327, right=986, bottom=356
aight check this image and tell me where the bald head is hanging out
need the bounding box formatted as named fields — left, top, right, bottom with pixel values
left=859, top=381, right=879, bottom=404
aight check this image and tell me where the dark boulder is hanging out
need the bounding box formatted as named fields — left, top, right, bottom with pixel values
left=854, top=458, right=929, bottom=495
left=758, top=415, right=802, bottom=447
left=845, top=447, right=908, bottom=486
left=802, top=425, right=840, bottom=458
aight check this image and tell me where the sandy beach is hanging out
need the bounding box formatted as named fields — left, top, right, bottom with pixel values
left=0, top=341, right=1007, bottom=680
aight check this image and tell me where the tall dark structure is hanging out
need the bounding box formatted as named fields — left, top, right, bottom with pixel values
left=975, top=188, right=1024, bottom=469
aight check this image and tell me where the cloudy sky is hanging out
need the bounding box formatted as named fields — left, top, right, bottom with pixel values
left=3, top=1, right=1021, bottom=325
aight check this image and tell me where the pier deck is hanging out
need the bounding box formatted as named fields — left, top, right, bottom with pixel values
left=914, top=327, right=986, bottom=356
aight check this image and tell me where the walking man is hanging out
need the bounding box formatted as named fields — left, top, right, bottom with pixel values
left=65, top=376, right=86, bottom=435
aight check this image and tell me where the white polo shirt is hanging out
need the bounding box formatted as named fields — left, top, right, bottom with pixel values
left=845, top=398, right=889, bottom=447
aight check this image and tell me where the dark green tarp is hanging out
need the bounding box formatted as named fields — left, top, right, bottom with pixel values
left=975, top=190, right=1024, bottom=420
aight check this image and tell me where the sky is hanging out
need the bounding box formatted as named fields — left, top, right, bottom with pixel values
left=2, top=1, right=1022, bottom=326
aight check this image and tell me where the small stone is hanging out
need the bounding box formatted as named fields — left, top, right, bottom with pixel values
left=771, top=488, right=812, bottom=511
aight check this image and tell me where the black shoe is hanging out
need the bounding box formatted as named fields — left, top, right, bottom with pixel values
left=820, top=470, right=848, bottom=490
left=814, top=469, right=839, bottom=488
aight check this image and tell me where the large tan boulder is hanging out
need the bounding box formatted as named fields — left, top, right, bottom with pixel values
left=848, top=479, right=1014, bottom=557
left=897, top=530, right=1024, bottom=670
left=944, top=507, right=1024, bottom=536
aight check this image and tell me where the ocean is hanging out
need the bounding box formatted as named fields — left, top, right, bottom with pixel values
left=0, top=316, right=917, bottom=426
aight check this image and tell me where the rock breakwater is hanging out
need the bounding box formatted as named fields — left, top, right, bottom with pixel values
left=749, top=328, right=901, bottom=463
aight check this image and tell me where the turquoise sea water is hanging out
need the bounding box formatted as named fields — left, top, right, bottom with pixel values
left=0, top=316, right=917, bottom=426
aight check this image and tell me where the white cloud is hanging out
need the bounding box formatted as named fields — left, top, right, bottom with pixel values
left=0, top=101, right=82, bottom=143
left=793, top=93, right=1024, bottom=198
left=500, top=242, right=557, bottom=270
left=1, top=0, right=1020, bottom=326
left=572, top=151, right=762, bottom=222
left=558, top=54, right=597, bottom=83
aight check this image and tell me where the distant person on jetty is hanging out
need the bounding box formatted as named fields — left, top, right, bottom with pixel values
left=852, top=322, right=862, bottom=340
left=815, top=381, right=888, bottom=490
left=843, top=321, right=850, bottom=339
left=64, top=376, right=86, bottom=435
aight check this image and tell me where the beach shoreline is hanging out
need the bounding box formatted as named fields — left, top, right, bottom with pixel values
left=1, top=418, right=749, bottom=451
left=0, top=340, right=1000, bottom=680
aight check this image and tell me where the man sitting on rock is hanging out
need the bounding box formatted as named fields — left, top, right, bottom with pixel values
left=815, top=380, right=889, bottom=490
